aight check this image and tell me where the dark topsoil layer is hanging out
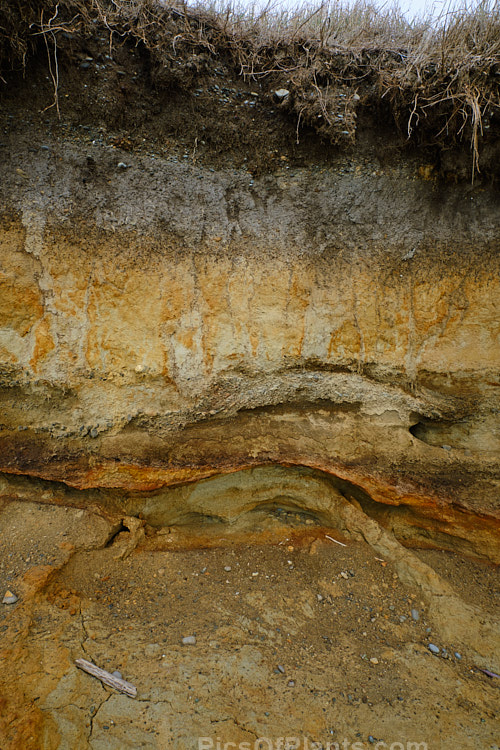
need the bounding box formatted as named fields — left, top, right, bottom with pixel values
left=1, top=1, right=500, bottom=181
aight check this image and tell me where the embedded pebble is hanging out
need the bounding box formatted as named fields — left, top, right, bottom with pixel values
left=182, top=636, right=196, bottom=646
left=428, top=643, right=440, bottom=654
left=454, top=652, right=462, bottom=660
left=224, top=566, right=232, bottom=572
left=317, top=594, right=324, bottom=601
left=340, top=571, right=349, bottom=579
left=370, top=657, right=379, bottom=665
left=277, top=665, right=285, bottom=673
left=411, top=608, right=420, bottom=621
left=111, top=671, right=122, bottom=680
left=2, top=590, right=18, bottom=604
left=287, top=680, right=295, bottom=687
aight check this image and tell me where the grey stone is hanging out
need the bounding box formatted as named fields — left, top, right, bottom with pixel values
left=428, top=643, right=440, bottom=654
left=182, top=636, right=196, bottom=645
left=454, top=652, right=462, bottom=660
left=274, top=89, right=290, bottom=101
left=111, top=670, right=123, bottom=679
left=411, top=608, right=420, bottom=621
left=2, top=590, right=18, bottom=604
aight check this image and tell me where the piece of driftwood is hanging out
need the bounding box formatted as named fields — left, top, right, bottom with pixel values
left=325, top=535, right=347, bottom=547
left=75, top=658, right=137, bottom=698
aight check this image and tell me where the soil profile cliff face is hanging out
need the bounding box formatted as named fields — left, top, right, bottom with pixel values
left=0, top=22, right=499, bottom=563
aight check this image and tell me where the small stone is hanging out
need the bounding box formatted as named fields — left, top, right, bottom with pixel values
left=287, top=680, right=295, bottom=687
left=111, top=670, right=122, bottom=679
left=182, top=636, right=196, bottom=645
left=317, top=594, right=324, bottom=601
left=411, top=608, right=420, bottom=621
left=117, top=162, right=128, bottom=169
left=89, top=427, right=98, bottom=438
left=2, top=590, right=18, bottom=604
left=277, top=665, right=285, bottom=673
left=428, top=643, right=440, bottom=655
left=369, top=657, right=379, bottom=665
left=275, top=88, right=290, bottom=100
left=454, top=652, right=462, bottom=660
left=399, top=615, right=407, bottom=622
left=368, top=737, right=376, bottom=744
left=145, top=643, right=161, bottom=657
left=79, top=61, right=91, bottom=69
left=442, top=444, right=452, bottom=450
left=340, top=571, right=349, bottom=579
left=224, top=566, right=232, bottom=572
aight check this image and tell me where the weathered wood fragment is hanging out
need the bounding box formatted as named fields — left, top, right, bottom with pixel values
left=75, top=658, right=137, bottom=697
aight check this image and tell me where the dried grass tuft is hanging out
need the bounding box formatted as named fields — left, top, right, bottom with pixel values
left=1, top=0, right=499, bottom=176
